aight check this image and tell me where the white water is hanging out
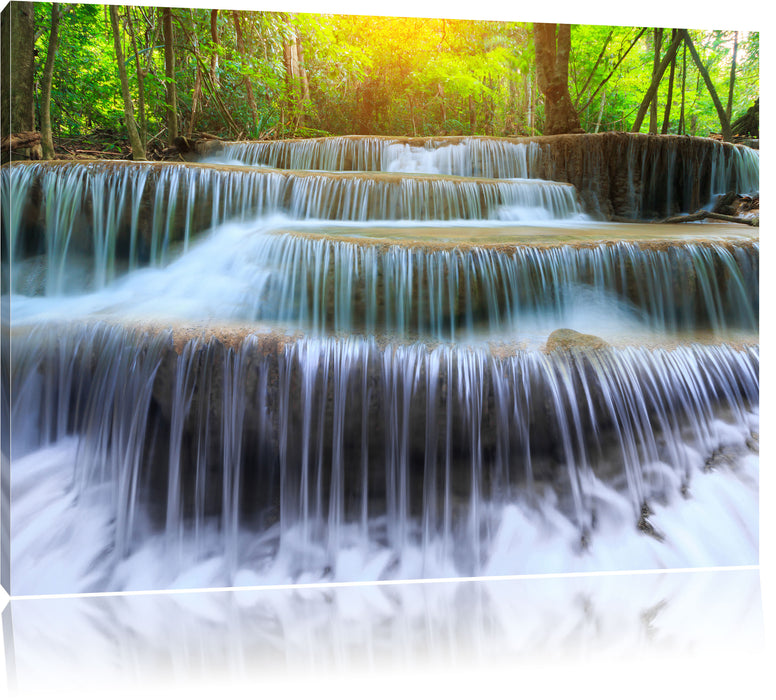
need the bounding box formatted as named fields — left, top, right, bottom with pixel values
left=3, top=136, right=759, bottom=596
left=8, top=215, right=758, bottom=340
left=9, top=415, right=758, bottom=594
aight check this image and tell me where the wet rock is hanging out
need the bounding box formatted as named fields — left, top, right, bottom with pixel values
left=704, top=448, right=735, bottom=472
left=543, top=328, right=609, bottom=354
left=637, top=502, right=664, bottom=541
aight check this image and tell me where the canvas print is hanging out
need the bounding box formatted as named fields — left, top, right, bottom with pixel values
left=0, top=2, right=759, bottom=596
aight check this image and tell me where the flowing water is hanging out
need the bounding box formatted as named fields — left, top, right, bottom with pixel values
left=1, top=134, right=759, bottom=594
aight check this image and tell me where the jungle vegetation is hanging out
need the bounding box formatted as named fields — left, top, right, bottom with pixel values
left=1, top=2, right=759, bottom=158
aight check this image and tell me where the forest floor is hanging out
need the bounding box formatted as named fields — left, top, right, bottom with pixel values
left=52, top=129, right=187, bottom=160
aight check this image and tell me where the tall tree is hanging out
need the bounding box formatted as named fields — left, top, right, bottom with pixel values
left=282, top=14, right=311, bottom=132
left=232, top=10, right=259, bottom=132
left=109, top=4, right=145, bottom=159
left=40, top=3, right=63, bottom=159
left=124, top=6, right=147, bottom=147
left=681, top=29, right=732, bottom=141
left=575, top=27, right=646, bottom=116
left=162, top=7, right=178, bottom=144
left=1, top=1, right=38, bottom=159
left=661, top=29, right=678, bottom=134
left=209, top=9, right=220, bottom=90
left=533, top=23, right=582, bottom=135
left=679, top=41, right=687, bottom=134
left=726, top=31, right=738, bottom=126
left=631, top=30, right=683, bottom=133
left=648, top=28, right=664, bottom=134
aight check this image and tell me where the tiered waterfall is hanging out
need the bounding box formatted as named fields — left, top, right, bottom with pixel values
left=1, top=133, right=759, bottom=594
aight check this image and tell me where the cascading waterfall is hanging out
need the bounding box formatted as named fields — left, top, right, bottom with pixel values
left=2, top=161, right=582, bottom=294
left=249, top=233, right=758, bottom=336
left=6, top=323, right=759, bottom=587
left=2, top=131, right=759, bottom=594
left=213, top=133, right=760, bottom=218
left=216, top=135, right=545, bottom=179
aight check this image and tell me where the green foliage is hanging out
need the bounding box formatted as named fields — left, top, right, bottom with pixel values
left=33, top=5, right=759, bottom=143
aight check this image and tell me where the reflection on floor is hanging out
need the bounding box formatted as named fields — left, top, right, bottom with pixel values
left=2, top=567, right=763, bottom=698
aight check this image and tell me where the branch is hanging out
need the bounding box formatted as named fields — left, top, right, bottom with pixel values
left=631, top=30, right=684, bottom=133
left=577, top=28, right=647, bottom=114
left=662, top=209, right=758, bottom=225
left=574, top=30, right=613, bottom=108
left=681, top=29, right=732, bottom=141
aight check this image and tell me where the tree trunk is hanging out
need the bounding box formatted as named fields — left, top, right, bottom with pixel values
left=505, top=75, right=516, bottom=135
left=40, top=3, right=62, bottom=159
left=533, top=23, right=582, bottom=135
left=679, top=42, right=687, bottom=134
left=682, top=29, right=732, bottom=141
left=594, top=89, right=606, bottom=133
left=282, top=15, right=310, bottom=132
left=124, top=6, right=147, bottom=147
left=209, top=9, right=219, bottom=90
left=574, top=30, right=612, bottom=108
left=661, top=30, right=677, bottom=134
left=175, top=18, right=241, bottom=137
left=1, top=2, right=38, bottom=160
left=577, top=27, right=646, bottom=115
left=109, top=6, right=145, bottom=160
left=295, top=30, right=311, bottom=127
left=296, top=32, right=311, bottom=103
left=232, top=11, right=258, bottom=132
left=726, top=31, right=738, bottom=125
left=631, top=30, right=683, bottom=133
left=162, top=7, right=178, bottom=145
left=649, top=29, right=663, bottom=134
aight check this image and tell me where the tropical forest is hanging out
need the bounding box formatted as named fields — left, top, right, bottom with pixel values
left=1, top=3, right=760, bottom=157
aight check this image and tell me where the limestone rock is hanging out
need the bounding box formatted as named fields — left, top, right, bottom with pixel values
left=544, top=328, right=609, bottom=353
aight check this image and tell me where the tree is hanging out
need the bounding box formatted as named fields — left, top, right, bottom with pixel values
left=108, top=5, right=145, bottom=159
left=18, top=10, right=760, bottom=145
left=232, top=10, right=259, bottom=131
left=281, top=14, right=312, bottom=132
left=572, top=27, right=647, bottom=125
left=648, top=29, right=663, bottom=134
left=681, top=29, right=732, bottom=141
left=631, top=30, right=683, bottom=133
left=533, top=23, right=582, bottom=134
left=163, top=7, right=178, bottom=144
left=124, top=6, right=148, bottom=147
left=661, top=29, right=678, bottom=134
left=726, top=31, right=738, bottom=125
left=1, top=1, right=39, bottom=159
left=209, top=9, right=220, bottom=90
left=40, top=3, right=63, bottom=159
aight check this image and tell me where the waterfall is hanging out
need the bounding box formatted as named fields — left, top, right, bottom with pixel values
left=214, top=134, right=759, bottom=217
left=250, top=234, right=758, bottom=336
left=3, top=132, right=759, bottom=594
left=7, top=323, right=759, bottom=585
left=3, top=161, right=583, bottom=294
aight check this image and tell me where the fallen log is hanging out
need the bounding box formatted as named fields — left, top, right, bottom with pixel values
left=662, top=209, right=758, bottom=226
